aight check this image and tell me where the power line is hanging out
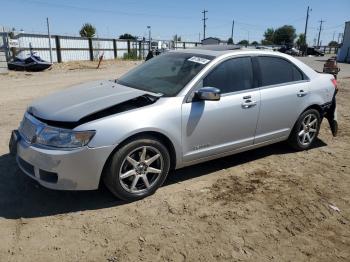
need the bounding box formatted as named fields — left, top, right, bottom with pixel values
left=322, top=24, right=344, bottom=30
left=14, top=0, right=194, bottom=21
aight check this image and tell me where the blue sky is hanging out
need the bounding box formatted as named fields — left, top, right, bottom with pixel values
left=0, top=0, right=349, bottom=45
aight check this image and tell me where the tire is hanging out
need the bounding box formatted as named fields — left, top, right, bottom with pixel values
left=288, top=109, right=321, bottom=151
left=103, top=136, right=170, bottom=201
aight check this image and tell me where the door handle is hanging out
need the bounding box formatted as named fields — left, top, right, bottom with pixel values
left=297, top=90, right=308, bottom=97
left=241, top=100, right=257, bottom=109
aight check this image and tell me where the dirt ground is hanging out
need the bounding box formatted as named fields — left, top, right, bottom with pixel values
left=0, top=57, right=349, bottom=262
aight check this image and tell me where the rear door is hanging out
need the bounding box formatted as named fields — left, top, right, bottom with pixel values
left=254, top=56, right=310, bottom=143
left=181, top=56, right=260, bottom=162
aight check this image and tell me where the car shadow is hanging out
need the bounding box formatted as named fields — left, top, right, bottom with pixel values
left=165, top=139, right=327, bottom=184
left=0, top=139, right=327, bottom=219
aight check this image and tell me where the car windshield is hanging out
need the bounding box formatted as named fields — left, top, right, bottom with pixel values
left=117, top=52, right=214, bottom=96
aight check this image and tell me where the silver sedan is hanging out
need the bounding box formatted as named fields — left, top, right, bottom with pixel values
left=10, top=47, right=338, bottom=200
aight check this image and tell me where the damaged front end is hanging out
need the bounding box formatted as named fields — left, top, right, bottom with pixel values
left=10, top=93, right=159, bottom=155
left=31, top=94, right=159, bottom=129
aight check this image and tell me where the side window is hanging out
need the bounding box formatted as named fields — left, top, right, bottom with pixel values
left=203, top=57, right=253, bottom=94
left=257, top=56, right=304, bottom=87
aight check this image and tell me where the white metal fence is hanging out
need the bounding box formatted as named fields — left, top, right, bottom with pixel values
left=0, top=32, right=200, bottom=63
left=0, top=27, right=8, bottom=72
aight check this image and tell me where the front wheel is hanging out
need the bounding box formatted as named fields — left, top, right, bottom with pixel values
left=288, top=109, right=321, bottom=151
left=103, top=137, right=170, bottom=201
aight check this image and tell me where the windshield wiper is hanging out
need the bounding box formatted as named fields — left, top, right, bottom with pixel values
left=115, top=79, right=164, bottom=97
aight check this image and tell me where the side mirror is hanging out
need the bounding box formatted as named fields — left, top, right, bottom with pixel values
left=195, top=87, right=221, bottom=101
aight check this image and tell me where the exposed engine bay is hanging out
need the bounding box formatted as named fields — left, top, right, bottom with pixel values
left=31, top=95, right=159, bottom=129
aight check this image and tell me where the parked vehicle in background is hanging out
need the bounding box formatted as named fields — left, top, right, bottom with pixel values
left=285, top=47, right=301, bottom=56
left=10, top=47, right=338, bottom=201
left=278, top=46, right=300, bottom=56
left=278, top=45, right=294, bottom=53
left=307, top=47, right=325, bottom=56
left=256, top=46, right=278, bottom=51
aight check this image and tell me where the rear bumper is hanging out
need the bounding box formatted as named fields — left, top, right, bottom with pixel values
left=323, top=93, right=338, bottom=136
left=15, top=137, right=115, bottom=190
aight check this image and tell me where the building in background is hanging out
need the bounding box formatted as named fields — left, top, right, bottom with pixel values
left=337, top=21, right=350, bottom=63
left=202, top=37, right=221, bottom=45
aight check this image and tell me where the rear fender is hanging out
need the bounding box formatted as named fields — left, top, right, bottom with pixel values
left=324, top=92, right=338, bottom=136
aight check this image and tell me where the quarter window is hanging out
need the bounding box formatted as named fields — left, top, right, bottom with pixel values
left=203, top=57, right=253, bottom=94
left=257, top=56, right=304, bottom=87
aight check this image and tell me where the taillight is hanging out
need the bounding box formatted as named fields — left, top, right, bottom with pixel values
left=331, top=78, right=338, bottom=90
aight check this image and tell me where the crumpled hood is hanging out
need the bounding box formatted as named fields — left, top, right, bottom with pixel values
left=28, top=80, right=156, bottom=122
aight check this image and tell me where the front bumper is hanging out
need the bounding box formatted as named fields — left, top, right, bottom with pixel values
left=12, top=131, right=115, bottom=190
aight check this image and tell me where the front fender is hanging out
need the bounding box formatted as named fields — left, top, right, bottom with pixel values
left=75, top=97, right=184, bottom=166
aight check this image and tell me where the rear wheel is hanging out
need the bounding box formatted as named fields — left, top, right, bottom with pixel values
left=288, top=109, right=321, bottom=151
left=104, top=137, right=170, bottom=201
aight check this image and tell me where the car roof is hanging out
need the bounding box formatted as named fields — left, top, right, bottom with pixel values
left=170, top=45, right=319, bottom=82
left=170, top=46, right=279, bottom=58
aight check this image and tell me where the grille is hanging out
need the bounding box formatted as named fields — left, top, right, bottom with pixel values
left=39, top=169, right=58, bottom=183
left=18, top=157, right=35, bottom=177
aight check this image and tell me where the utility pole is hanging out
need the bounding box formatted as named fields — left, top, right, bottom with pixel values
left=231, top=19, right=234, bottom=42
left=317, top=19, right=325, bottom=47
left=303, top=6, right=311, bottom=46
left=46, top=17, right=53, bottom=63
left=147, top=26, right=151, bottom=51
left=202, top=9, right=208, bottom=40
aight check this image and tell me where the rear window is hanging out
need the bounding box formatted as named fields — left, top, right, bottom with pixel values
left=257, top=56, right=304, bottom=87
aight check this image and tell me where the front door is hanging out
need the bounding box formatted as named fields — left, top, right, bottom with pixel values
left=181, top=56, right=260, bottom=163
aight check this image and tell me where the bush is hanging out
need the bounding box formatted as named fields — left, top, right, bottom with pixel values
left=123, top=49, right=138, bottom=60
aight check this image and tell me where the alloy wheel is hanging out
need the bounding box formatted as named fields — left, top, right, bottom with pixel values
left=298, top=113, right=318, bottom=146
left=119, top=146, right=164, bottom=193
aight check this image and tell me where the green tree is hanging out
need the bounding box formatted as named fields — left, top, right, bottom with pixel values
left=79, top=23, right=96, bottom=38
left=251, top=41, right=259, bottom=45
left=328, top=41, right=338, bottom=47
left=227, top=37, right=234, bottom=44
left=296, top=33, right=306, bottom=47
left=238, top=40, right=249, bottom=45
left=263, top=28, right=275, bottom=44
left=119, top=33, right=137, bottom=40
left=273, top=25, right=296, bottom=45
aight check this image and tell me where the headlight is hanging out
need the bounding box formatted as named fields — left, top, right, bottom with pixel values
left=36, top=126, right=95, bottom=148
